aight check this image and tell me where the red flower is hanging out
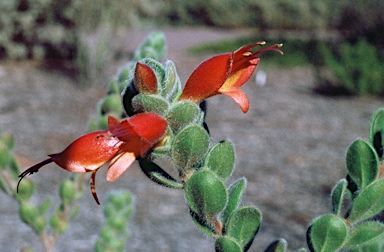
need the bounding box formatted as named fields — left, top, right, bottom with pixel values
left=134, top=62, right=158, bottom=94
left=17, top=112, right=167, bottom=204
left=180, top=42, right=283, bottom=113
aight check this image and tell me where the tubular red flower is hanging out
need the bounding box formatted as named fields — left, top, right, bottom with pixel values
left=17, top=112, right=168, bottom=204
left=180, top=42, right=283, bottom=113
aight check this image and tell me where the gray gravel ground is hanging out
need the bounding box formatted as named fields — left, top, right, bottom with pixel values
left=0, top=28, right=383, bottom=251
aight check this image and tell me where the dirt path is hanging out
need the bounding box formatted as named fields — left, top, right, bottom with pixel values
left=1, top=27, right=383, bottom=251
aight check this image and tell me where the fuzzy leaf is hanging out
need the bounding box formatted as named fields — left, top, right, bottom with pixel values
left=344, top=221, right=384, bottom=248
left=166, top=101, right=201, bottom=133
left=226, top=206, right=261, bottom=251
left=162, top=60, right=182, bottom=102
left=189, top=208, right=216, bottom=237
left=346, top=139, right=379, bottom=189
left=98, top=94, right=123, bottom=115
left=264, top=239, right=288, bottom=252
left=370, top=109, right=384, bottom=159
left=215, top=236, right=242, bottom=252
left=131, top=94, right=169, bottom=116
left=19, top=202, right=38, bottom=225
left=204, top=140, right=235, bottom=180
left=38, top=199, right=51, bottom=216
left=222, top=178, right=246, bottom=226
left=331, top=179, right=348, bottom=215
left=59, top=180, right=76, bottom=205
left=349, top=178, right=384, bottom=223
left=308, top=214, right=347, bottom=252
left=185, top=170, right=227, bottom=217
left=171, top=124, right=209, bottom=168
left=138, top=157, right=183, bottom=189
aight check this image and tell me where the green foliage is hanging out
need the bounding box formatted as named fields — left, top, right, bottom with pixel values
left=95, top=190, right=134, bottom=252
left=330, top=179, right=348, bottom=216
left=171, top=124, right=210, bottom=169
left=221, top=178, right=246, bottom=226
left=0, top=0, right=157, bottom=60
left=319, top=40, right=384, bottom=95
left=264, top=239, right=288, bottom=252
left=89, top=31, right=167, bottom=131
left=370, top=109, right=384, bottom=160
left=306, top=108, right=384, bottom=251
left=185, top=170, right=228, bottom=217
left=225, top=206, right=261, bottom=251
left=204, top=140, right=235, bottom=180
left=346, top=139, right=379, bottom=189
left=343, top=222, right=384, bottom=249
left=307, top=214, right=348, bottom=252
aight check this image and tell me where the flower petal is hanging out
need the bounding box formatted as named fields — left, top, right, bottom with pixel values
left=108, top=115, right=120, bottom=127
left=134, top=62, right=158, bottom=94
left=49, top=131, right=122, bottom=173
left=128, top=113, right=168, bottom=144
left=106, top=151, right=137, bottom=182
left=219, top=88, right=250, bottom=113
left=180, top=54, right=232, bottom=102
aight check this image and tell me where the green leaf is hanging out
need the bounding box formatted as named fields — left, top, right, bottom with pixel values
left=204, top=140, right=235, bottom=180
left=38, top=199, right=51, bottom=215
left=215, top=236, right=242, bottom=252
left=138, top=157, right=183, bottom=189
left=49, top=211, right=68, bottom=235
left=162, top=60, right=182, bottom=102
left=308, top=214, right=347, bottom=252
left=0, top=142, right=11, bottom=169
left=59, top=179, right=76, bottom=205
left=131, top=94, right=169, bottom=116
left=1, top=132, right=14, bottom=150
left=370, top=109, right=384, bottom=159
left=134, top=32, right=166, bottom=61
left=222, top=178, right=246, bottom=226
left=33, top=216, right=46, bottom=234
left=349, top=178, right=384, bottom=223
left=264, top=239, right=287, bottom=252
left=16, top=177, right=34, bottom=201
left=19, top=202, right=38, bottom=225
left=226, top=206, right=261, bottom=251
left=171, top=124, right=210, bottom=168
left=344, top=221, right=384, bottom=248
left=166, top=101, right=201, bottom=133
left=98, top=94, right=123, bottom=115
left=185, top=170, right=227, bottom=217
left=346, top=139, right=379, bottom=189
left=347, top=239, right=384, bottom=252
left=189, top=208, right=216, bottom=237
left=331, top=179, right=348, bottom=215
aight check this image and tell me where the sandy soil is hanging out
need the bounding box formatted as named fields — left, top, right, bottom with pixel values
left=0, top=27, right=383, bottom=251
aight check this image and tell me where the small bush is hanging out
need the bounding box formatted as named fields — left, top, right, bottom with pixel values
left=317, top=40, right=384, bottom=96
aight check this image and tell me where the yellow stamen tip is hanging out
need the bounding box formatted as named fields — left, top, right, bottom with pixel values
left=276, top=43, right=283, bottom=48
left=243, top=52, right=253, bottom=57
left=259, top=41, right=266, bottom=45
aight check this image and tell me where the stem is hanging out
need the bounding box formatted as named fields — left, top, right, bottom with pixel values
left=39, top=233, right=56, bottom=252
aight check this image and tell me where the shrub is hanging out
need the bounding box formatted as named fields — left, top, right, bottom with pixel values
left=318, top=40, right=384, bottom=96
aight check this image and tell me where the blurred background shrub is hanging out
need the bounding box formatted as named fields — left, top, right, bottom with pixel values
left=1, top=0, right=383, bottom=92
left=2, top=0, right=382, bottom=60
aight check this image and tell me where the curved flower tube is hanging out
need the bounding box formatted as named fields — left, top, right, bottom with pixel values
left=180, top=42, right=283, bottom=113
left=17, top=112, right=168, bottom=204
